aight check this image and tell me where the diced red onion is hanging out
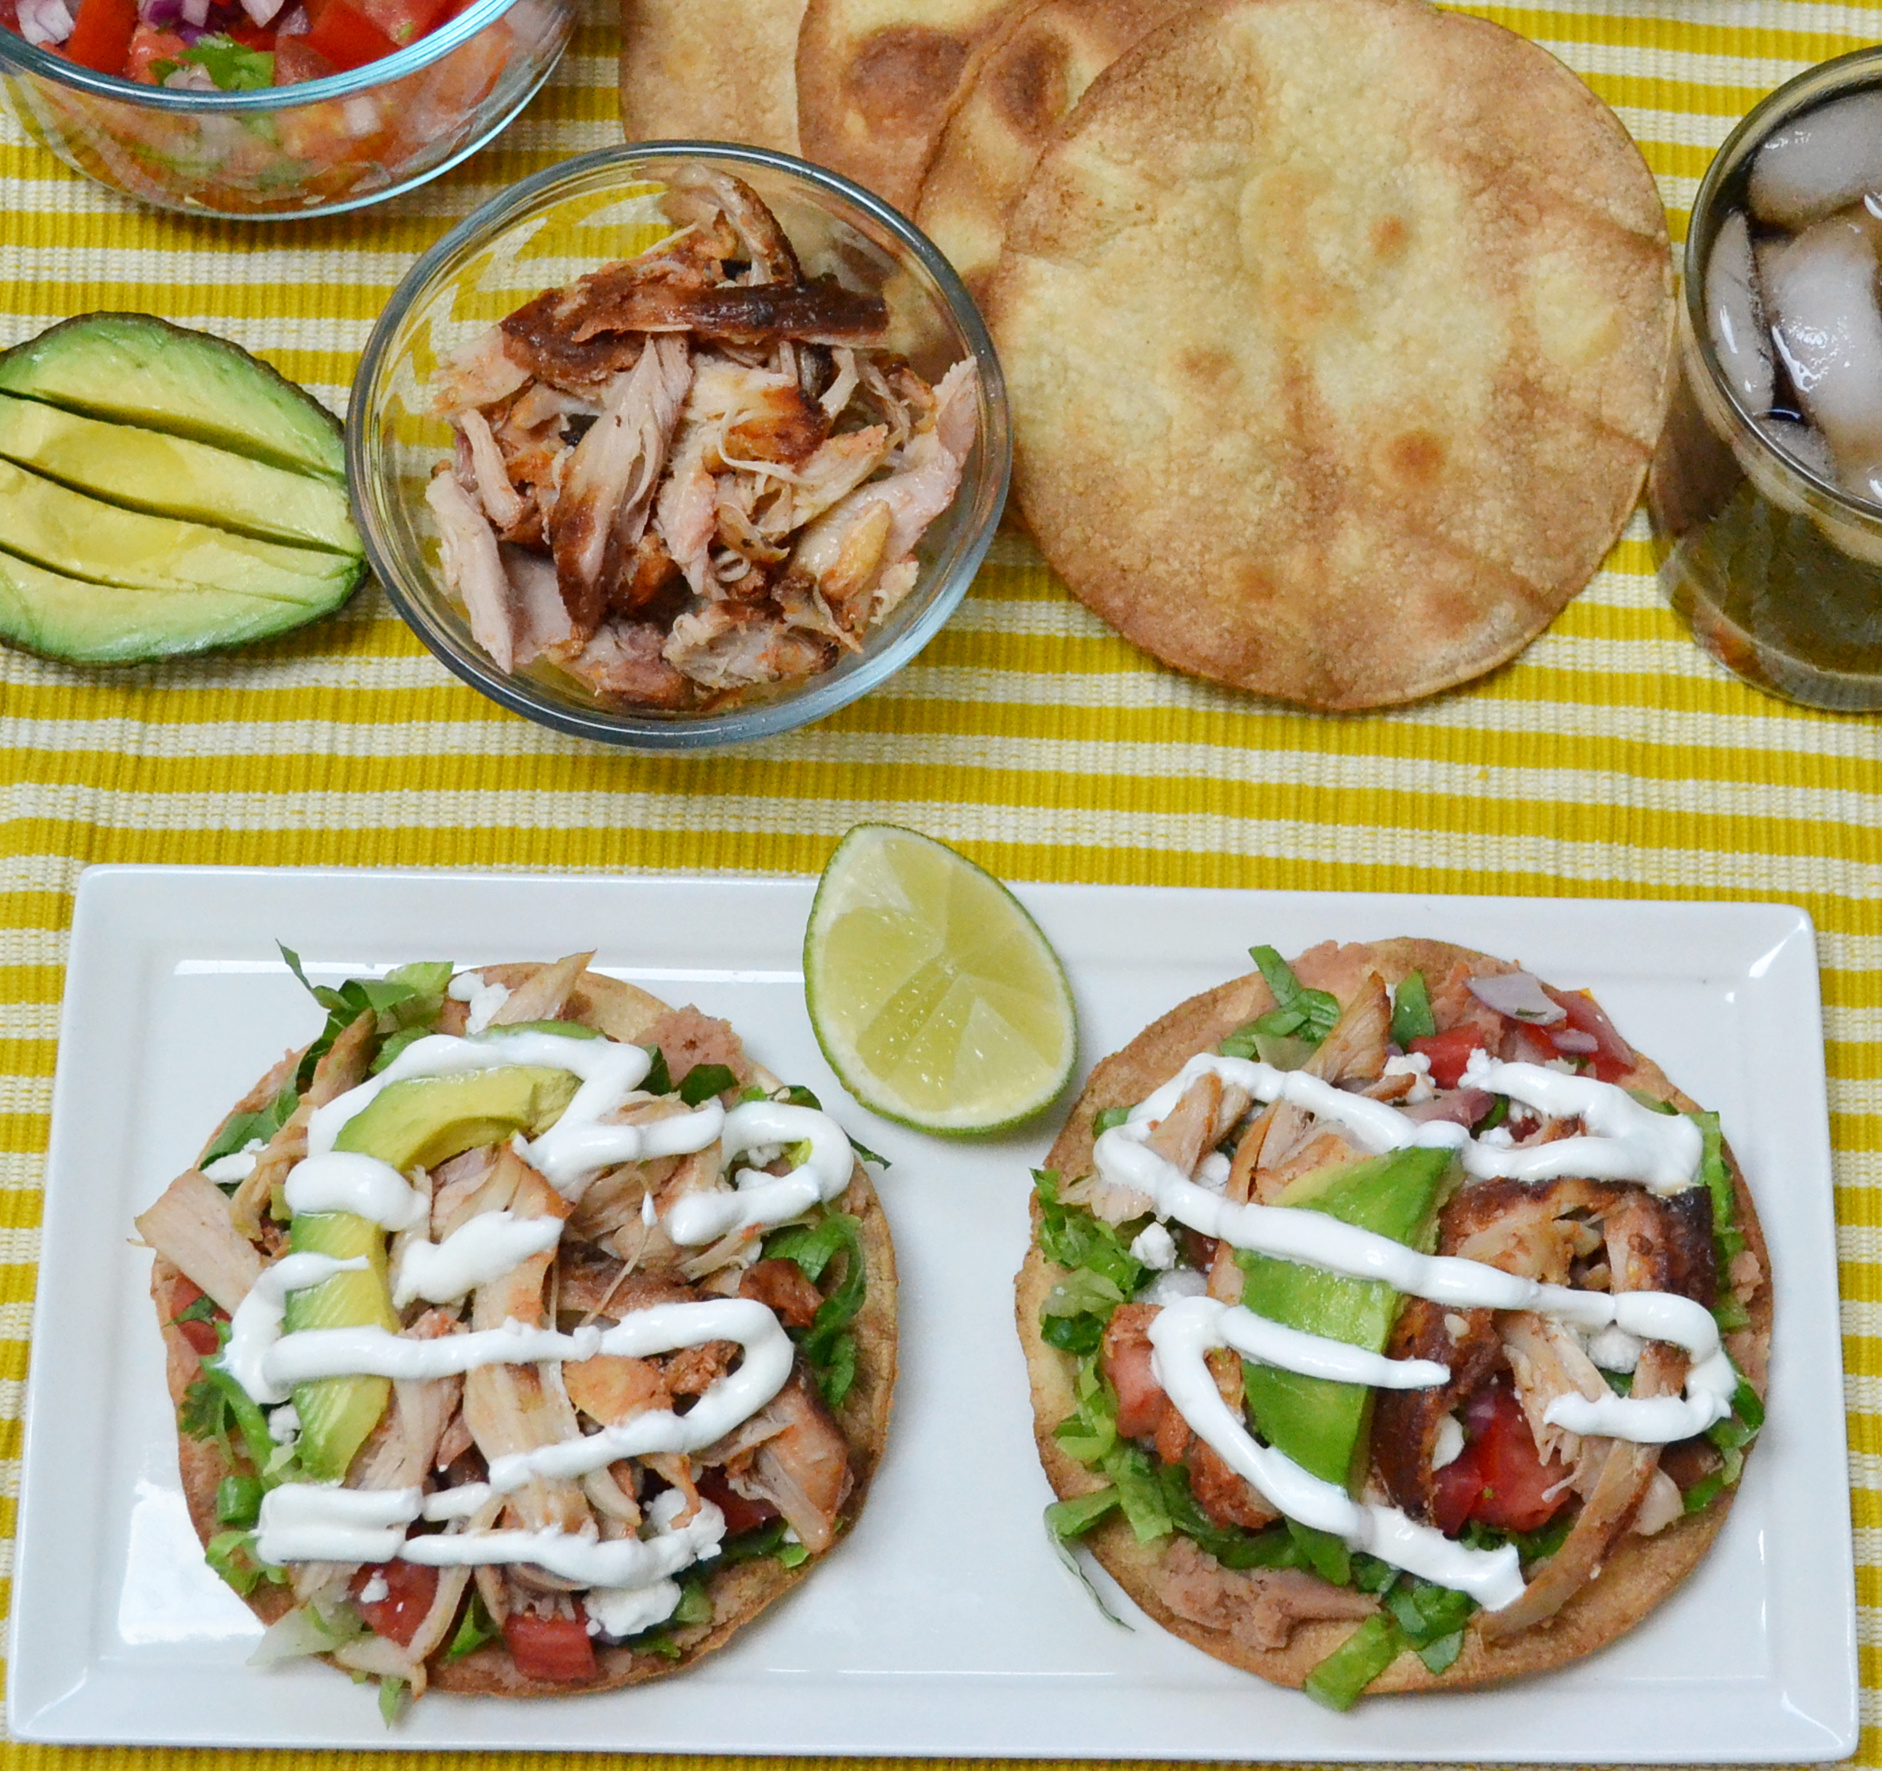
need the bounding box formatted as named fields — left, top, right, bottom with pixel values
left=1466, top=971, right=1566, bottom=1025
left=239, top=0, right=283, bottom=27
left=17, top=0, right=76, bottom=46
left=275, top=6, right=308, bottom=32
left=1549, top=1028, right=1599, bottom=1055
left=138, top=0, right=183, bottom=26
left=1399, top=1088, right=1492, bottom=1127
left=179, top=0, right=209, bottom=25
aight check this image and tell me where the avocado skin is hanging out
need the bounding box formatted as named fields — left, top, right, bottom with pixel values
left=0, top=551, right=357, bottom=665
left=0, top=313, right=343, bottom=482
left=0, top=392, right=359, bottom=555
left=332, top=1066, right=582, bottom=1175
left=1239, top=1146, right=1457, bottom=1490
left=285, top=1210, right=397, bottom=1484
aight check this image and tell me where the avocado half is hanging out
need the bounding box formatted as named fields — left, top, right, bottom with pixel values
left=0, top=313, right=366, bottom=666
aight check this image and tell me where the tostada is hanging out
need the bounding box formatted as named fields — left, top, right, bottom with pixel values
left=137, top=953, right=895, bottom=1711
left=1018, top=938, right=1768, bottom=1707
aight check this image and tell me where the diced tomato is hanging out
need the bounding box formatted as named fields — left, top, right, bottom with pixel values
left=352, top=0, right=448, bottom=46
left=224, top=16, right=273, bottom=47
left=1100, top=1303, right=1167, bottom=1439
left=502, top=1611, right=598, bottom=1682
left=0, top=0, right=22, bottom=33
left=63, top=0, right=137, bottom=74
left=271, top=35, right=338, bottom=80
left=1543, top=987, right=1635, bottom=1083
left=697, top=1471, right=777, bottom=1536
left=125, top=23, right=187, bottom=79
left=168, top=1276, right=226, bottom=1357
left=1431, top=1380, right=1569, bottom=1537
left=1503, top=1021, right=1558, bottom=1067
left=1408, top=1025, right=1487, bottom=1090
left=349, top=1560, right=439, bottom=1648
left=300, top=0, right=398, bottom=68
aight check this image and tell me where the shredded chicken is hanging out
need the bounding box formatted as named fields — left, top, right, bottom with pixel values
left=427, top=170, right=977, bottom=713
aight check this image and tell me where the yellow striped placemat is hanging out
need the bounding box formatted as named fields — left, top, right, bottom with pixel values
left=3, top=0, right=1882, bottom=1761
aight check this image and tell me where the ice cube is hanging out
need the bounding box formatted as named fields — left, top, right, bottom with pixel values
left=1705, top=210, right=1774, bottom=410
left=1764, top=214, right=1882, bottom=495
left=1750, top=89, right=1882, bottom=230
left=1758, top=413, right=1836, bottom=481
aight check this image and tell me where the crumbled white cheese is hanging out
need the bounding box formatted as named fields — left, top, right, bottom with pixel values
left=1383, top=1051, right=1435, bottom=1104
left=1478, top=1125, right=1515, bottom=1148
left=448, top=970, right=511, bottom=1035
left=1587, top=1325, right=1644, bottom=1373
left=1140, top=1267, right=1209, bottom=1307
left=1430, top=1413, right=1466, bottom=1470
left=203, top=1149, right=260, bottom=1183
left=358, top=1573, right=389, bottom=1605
left=267, top=1404, right=300, bottom=1444
left=1194, top=1152, right=1232, bottom=1193
left=1129, top=1222, right=1179, bottom=1270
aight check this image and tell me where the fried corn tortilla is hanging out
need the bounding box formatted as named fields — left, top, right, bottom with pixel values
left=912, top=0, right=1187, bottom=298
left=986, top=0, right=1675, bottom=710
left=1018, top=938, right=1770, bottom=1694
left=620, top=0, right=806, bottom=153
left=795, top=0, right=1023, bottom=211
left=145, top=961, right=896, bottom=1700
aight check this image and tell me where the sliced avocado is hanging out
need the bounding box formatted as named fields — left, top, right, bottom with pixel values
left=0, top=551, right=349, bottom=665
left=0, top=459, right=361, bottom=605
left=0, top=313, right=343, bottom=482
left=333, top=1066, right=581, bottom=1175
left=286, top=1209, right=396, bottom=1483
left=0, top=393, right=359, bottom=554
left=1239, top=1145, right=1458, bottom=1491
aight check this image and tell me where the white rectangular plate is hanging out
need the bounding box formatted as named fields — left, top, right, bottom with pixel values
left=8, top=868, right=1856, bottom=1759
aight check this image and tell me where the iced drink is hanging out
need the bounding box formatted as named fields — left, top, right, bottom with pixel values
left=1649, top=48, right=1882, bottom=709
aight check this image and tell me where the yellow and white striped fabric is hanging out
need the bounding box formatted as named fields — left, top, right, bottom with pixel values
left=4, top=0, right=1882, bottom=1762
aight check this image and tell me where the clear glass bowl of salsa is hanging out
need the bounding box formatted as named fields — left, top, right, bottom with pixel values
left=0, top=0, right=569, bottom=217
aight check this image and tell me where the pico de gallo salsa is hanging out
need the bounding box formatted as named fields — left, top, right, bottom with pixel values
left=1, top=0, right=463, bottom=87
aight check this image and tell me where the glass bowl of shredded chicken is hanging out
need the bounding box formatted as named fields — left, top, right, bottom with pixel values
left=350, top=143, right=1010, bottom=748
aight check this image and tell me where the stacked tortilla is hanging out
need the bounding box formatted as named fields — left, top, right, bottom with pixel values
left=621, top=0, right=1676, bottom=711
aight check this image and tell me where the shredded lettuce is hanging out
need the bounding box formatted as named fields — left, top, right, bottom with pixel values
left=1045, top=1487, right=1121, bottom=1542
left=1390, top=971, right=1436, bottom=1046
left=249, top=1599, right=364, bottom=1665
left=200, top=1079, right=299, bottom=1167
left=1052, top=1352, right=1119, bottom=1465
left=205, top=1528, right=286, bottom=1598
left=1303, top=1614, right=1403, bottom=1711
left=378, top=1675, right=408, bottom=1726
left=280, top=946, right=450, bottom=1084
left=1034, top=1171, right=1143, bottom=1300
left=215, top=1473, right=264, bottom=1528
left=1098, top=1441, right=1172, bottom=1543
left=764, top=1211, right=867, bottom=1406
left=443, top=1591, right=499, bottom=1662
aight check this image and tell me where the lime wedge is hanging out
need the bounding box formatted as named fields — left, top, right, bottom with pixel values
left=805, top=824, right=1077, bottom=1134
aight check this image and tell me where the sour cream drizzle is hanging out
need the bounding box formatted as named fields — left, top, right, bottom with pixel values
left=225, top=1013, right=856, bottom=1606
left=1093, top=1052, right=1736, bottom=1609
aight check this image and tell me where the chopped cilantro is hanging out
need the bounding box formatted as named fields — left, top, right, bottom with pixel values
left=679, top=1063, right=737, bottom=1105
left=152, top=32, right=273, bottom=88
left=1247, top=944, right=1341, bottom=1046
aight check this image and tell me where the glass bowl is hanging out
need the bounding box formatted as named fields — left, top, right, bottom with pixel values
left=0, top=0, right=570, bottom=218
left=349, top=143, right=1011, bottom=750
